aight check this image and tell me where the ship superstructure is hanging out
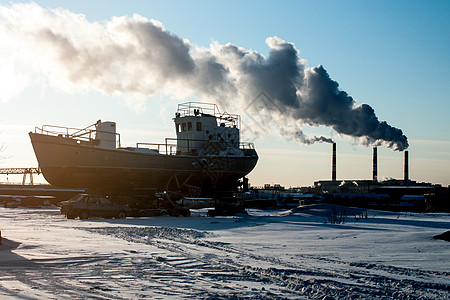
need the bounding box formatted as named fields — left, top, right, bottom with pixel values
left=174, top=102, right=243, bottom=155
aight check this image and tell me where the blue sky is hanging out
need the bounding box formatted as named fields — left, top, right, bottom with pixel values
left=0, top=0, right=449, bottom=186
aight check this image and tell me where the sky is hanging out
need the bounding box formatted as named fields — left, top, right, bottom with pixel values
left=0, top=0, right=449, bottom=187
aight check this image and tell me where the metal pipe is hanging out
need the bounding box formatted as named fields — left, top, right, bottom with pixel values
left=404, top=150, right=409, bottom=184
left=373, top=147, right=378, bottom=181
left=332, top=143, right=337, bottom=181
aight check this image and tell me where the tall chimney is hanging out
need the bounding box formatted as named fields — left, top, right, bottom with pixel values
left=332, top=143, right=337, bottom=181
left=373, top=147, right=378, bottom=181
left=404, top=150, right=409, bottom=184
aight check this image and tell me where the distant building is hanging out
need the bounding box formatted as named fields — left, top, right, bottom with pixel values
left=314, top=180, right=375, bottom=194
left=263, top=183, right=285, bottom=191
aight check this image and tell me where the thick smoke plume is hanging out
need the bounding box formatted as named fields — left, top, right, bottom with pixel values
left=0, top=3, right=408, bottom=150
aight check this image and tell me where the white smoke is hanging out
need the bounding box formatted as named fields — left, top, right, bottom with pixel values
left=0, top=3, right=408, bottom=150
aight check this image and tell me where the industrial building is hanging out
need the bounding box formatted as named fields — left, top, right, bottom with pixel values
left=313, top=144, right=448, bottom=211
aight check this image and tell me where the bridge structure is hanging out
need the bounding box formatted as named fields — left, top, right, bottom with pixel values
left=0, top=168, right=41, bottom=185
left=0, top=168, right=84, bottom=204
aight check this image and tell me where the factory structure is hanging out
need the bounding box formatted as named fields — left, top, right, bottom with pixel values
left=314, top=144, right=420, bottom=193
left=314, top=143, right=414, bottom=193
left=311, top=144, right=447, bottom=211
left=252, top=143, right=449, bottom=212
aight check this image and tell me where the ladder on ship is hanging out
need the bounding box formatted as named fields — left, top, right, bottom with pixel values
left=0, top=168, right=40, bottom=185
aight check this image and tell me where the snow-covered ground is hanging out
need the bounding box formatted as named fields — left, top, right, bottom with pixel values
left=0, top=204, right=449, bottom=299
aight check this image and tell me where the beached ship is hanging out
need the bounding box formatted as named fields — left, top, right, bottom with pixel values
left=29, top=102, right=258, bottom=197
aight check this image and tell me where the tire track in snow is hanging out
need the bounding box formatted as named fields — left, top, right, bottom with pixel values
left=0, top=255, right=122, bottom=299
left=90, top=226, right=450, bottom=299
left=1, top=207, right=449, bottom=299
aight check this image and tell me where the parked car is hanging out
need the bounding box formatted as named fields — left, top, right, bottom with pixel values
left=60, top=194, right=130, bottom=219
left=3, top=196, right=21, bottom=208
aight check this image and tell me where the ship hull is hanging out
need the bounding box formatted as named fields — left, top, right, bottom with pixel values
left=29, top=132, right=258, bottom=193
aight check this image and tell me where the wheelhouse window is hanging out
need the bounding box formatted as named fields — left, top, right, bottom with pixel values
left=196, top=122, right=202, bottom=131
left=188, top=122, right=193, bottom=131
left=182, top=123, right=187, bottom=132
left=176, top=123, right=180, bottom=133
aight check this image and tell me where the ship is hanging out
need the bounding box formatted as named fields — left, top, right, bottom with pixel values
left=29, top=102, right=258, bottom=198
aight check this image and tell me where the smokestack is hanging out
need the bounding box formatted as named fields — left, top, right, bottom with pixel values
left=373, top=147, right=378, bottom=181
left=332, top=143, right=337, bottom=181
left=404, top=150, right=409, bottom=184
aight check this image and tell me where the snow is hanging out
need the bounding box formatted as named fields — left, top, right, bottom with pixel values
left=0, top=204, right=449, bottom=299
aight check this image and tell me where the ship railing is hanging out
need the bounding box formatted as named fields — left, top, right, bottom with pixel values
left=135, top=139, right=255, bottom=155
left=176, top=102, right=241, bottom=128
left=137, top=138, right=209, bottom=155
left=177, top=102, right=219, bottom=118
left=35, top=124, right=122, bottom=148
left=239, top=142, right=255, bottom=150
left=136, top=142, right=178, bottom=155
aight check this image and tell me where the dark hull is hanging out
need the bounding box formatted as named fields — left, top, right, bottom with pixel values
left=29, top=133, right=258, bottom=192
